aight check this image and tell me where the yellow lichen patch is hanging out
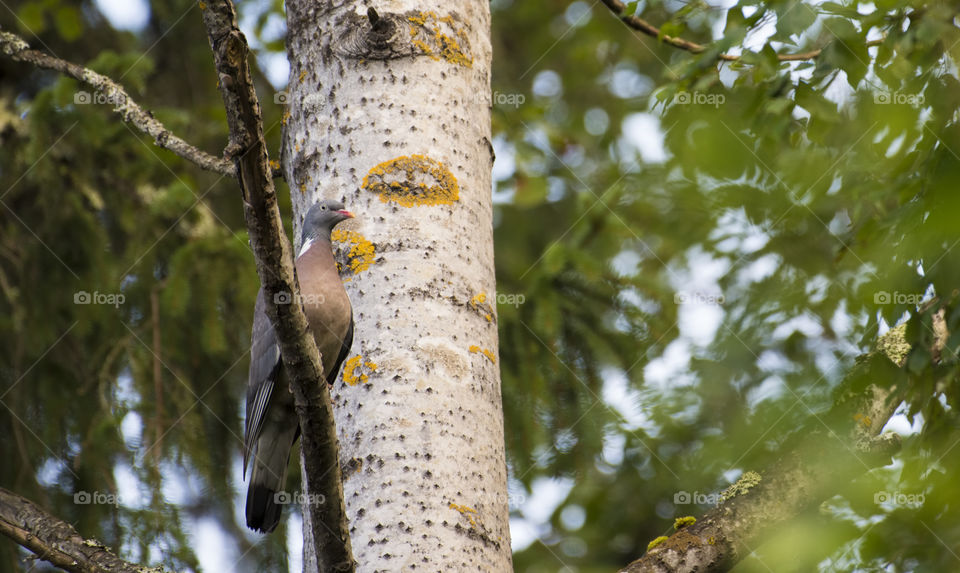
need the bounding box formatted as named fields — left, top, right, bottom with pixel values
left=647, top=536, right=669, bottom=552
left=436, top=32, right=472, bottom=67
left=281, top=110, right=291, bottom=125
left=878, top=322, right=909, bottom=366
left=331, top=229, right=376, bottom=276
left=298, top=69, right=307, bottom=84
left=411, top=39, right=432, bottom=56
left=405, top=11, right=473, bottom=67
left=407, top=12, right=429, bottom=26
left=470, top=292, right=496, bottom=322
left=268, top=159, right=280, bottom=170
left=299, top=182, right=307, bottom=195
left=343, top=355, right=378, bottom=386
left=674, top=516, right=696, bottom=530
left=719, top=471, right=762, bottom=503
left=469, top=345, right=496, bottom=364
left=854, top=412, right=873, bottom=428
left=449, top=503, right=478, bottom=527
left=362, top=154, right=459, bottom=207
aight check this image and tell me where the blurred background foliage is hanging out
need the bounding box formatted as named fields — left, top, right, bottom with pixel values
left=1, top=0, right=958, bottom=571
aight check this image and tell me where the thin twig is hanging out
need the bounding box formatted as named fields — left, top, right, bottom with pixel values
left=599, top=0, right=883, bottom=62
left=0, top=29, right=236, bottom=177
left=199, top=1, right=355, bottom=570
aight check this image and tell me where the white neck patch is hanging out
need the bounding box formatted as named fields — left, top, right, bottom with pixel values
left=298, top=237, right=316, bottom=258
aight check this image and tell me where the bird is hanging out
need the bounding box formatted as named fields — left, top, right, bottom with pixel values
left=243, top=199, right=355, bottom=533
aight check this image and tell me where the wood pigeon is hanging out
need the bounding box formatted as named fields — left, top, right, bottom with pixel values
left=243, top=199, right=355, bottom=533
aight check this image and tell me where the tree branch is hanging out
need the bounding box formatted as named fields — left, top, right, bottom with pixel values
left=599, top=0, right=883, bottom=62
left=0, top=487, right=158, bottom=573
left=620, top=322, right=921, bottom=572
left=198, top=2, right=354, bottom=572
left=0, top=29, right=240, bottom=178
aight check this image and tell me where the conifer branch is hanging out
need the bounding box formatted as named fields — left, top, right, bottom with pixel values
left=0, top=29, right=237, bottom=178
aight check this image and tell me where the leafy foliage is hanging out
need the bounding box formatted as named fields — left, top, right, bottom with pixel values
left=491, top=0, right=960, bottom=570
left=2, top=0, right=959, bottom=572
left=0, top=0, right=288, bottom=569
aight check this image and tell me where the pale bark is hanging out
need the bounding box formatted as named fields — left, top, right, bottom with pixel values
left=283, top=1, right=511, bottom=570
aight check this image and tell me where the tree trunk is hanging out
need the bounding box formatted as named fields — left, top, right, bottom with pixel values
left=283, top=1, right=511, bottom=570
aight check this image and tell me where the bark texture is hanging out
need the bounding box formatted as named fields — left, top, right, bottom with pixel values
left=283, top=1, right=511, bottom=570
left=199, top=2, right=354, bottom=570
left=0, top=488, right=157, bottom=573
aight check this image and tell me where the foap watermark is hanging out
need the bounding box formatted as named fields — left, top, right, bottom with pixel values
left=74, top=490, right=123, bottom=506
left=507, top=492, right=527, bottom=509
left=495, top=292, right=525, bottom=307
left=491, top=91, right=525, bottom=108
left=74, top=91, right=127, bottom=106
left=468, top=490, right=527, bottom=509
left=874, top=491, right=924, bottom=508
left=874, top=291, right=924, bottom=305
left=673, top=91, right=725, bottom=108
left=674, top=291, right=725, bottom=305
left=674, top=491, right=722, bottom=505
left=274, top=291, right=326, bottom=305
left=472, top=91, right=526, bottom=108
left=274, top=90, right=290, bottom=105
left=273, top=491, right=326, bottom=506
left=874, top=91, right=924, bottom=106
left=74, top=290, right=125, bottom=307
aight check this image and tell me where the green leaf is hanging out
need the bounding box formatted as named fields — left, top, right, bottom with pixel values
left=55, top=6, right=84, bottom=42
left=513, top=174, right=547, bottom=207
left=774, top=2, right=817, bottom=40
left=17, top=3, right=47, bottom=34
left=659, top=21, right=685, bottom=40
left=817, top=18, right=870, bottom=87
left=820, top=2, right=861, bottom=17
left=725, top=6, right=747, bottom=36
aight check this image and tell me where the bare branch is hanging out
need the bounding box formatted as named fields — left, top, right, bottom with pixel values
left=198, top=2, right=355, bottom=571
left=0, top=29, right=236, bottom=177
left=0, top=487, right=159, bottom=573
left=599, top=0, right=882, bottom=62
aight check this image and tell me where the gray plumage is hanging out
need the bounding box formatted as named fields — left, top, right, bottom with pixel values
left=243, top=199, right=355, bottom=533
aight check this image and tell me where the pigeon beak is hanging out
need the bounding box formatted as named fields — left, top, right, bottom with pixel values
left=337, top=210, right=355, bottom=219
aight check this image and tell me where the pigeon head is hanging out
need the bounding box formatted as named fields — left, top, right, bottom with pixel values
left=300, top=199, right=354, bottom=246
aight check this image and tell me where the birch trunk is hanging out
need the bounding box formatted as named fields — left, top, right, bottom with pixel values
left=282, top=1, right=511, bottom=570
